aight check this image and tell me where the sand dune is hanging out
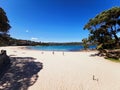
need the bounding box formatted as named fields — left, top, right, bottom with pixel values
left=0, top=46, right=120, bottom=90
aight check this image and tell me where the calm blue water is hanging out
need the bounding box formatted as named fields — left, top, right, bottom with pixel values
left=28, top=45, right=96, bottom=51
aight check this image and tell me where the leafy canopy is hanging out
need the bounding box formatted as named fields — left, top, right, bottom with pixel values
left=82, top=38, right=89, bottom=50
left=0, top=7, right=11, bottom=33
left=84, top=7, right=120, bottom=49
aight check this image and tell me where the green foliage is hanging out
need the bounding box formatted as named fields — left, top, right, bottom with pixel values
left=84, top=7, right=120, bottom=49
left=0, top=33, right=11, bottom=46
left=0, top=7, right=11, bottom=46
left=82, top=38, right=89, bottom=50
left=106, top=58, right=120, bottom=63
left=0, top=7, right=11, bottom=33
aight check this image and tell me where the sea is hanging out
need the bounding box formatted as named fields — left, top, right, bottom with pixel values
left=28, top=45, right=96, bottom=51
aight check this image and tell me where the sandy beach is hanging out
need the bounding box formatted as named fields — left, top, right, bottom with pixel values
left=0, top=46, right=120, bottom=90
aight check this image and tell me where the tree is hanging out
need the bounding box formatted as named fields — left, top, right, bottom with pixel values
left=84, top=7, right=120, bottom=49
left=82, top=38, right=89, bottom=50
left=0, top=7, right=11, bottom=33
left=0, top=7, right=11, bottom=46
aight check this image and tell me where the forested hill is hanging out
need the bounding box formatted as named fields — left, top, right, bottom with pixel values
left=0, top=35, right=83, bottom=46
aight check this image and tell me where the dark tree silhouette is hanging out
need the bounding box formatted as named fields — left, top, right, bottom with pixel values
left=84, top=7, right=120, bottom=49
left=0, top=7, right=11, bottom=46
left=0, top=7, right=11, bottom=33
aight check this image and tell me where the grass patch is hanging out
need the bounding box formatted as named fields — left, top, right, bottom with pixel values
left=106, top=58, right=120, bottom=63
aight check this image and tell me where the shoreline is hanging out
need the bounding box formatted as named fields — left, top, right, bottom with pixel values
left=0, top=46, right=120, bottom=90
left=0, top=45, right=97, bottom=52
left=21, top=45, right=97, bottom=52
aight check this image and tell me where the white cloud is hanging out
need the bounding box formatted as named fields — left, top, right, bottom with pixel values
left=31, top=37, right=39, bottom=41
left=26, top=30, right=29, bottom=32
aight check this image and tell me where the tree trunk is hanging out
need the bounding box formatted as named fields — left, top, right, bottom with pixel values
left=113, top=33, right=119, bottom=48
left=111, top=26, right=120, bottom=48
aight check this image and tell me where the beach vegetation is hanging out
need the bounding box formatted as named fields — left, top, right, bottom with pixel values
left=106, top=57, right=120, bottom=63
left=0, top=7, right=11, bottom=46
left=84, top=7, right=120, bottom=49
left=82, top=38, right=89, bottom=50
left=84, top=7, right=120, bottom=60
left=0, top=7, right=11, bottom=33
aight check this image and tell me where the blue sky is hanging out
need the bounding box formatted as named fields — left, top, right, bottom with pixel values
left=0, top=0, right=120, bottom=42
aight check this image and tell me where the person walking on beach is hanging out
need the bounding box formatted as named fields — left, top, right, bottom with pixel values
left=52, top=51, right=54, bottom=55
left=63, top=52, right=64, bottom=56
left=41, top=52, right=44, bottom=54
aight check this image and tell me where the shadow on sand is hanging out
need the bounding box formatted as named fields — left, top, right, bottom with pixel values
left=90, top=53, right=100, bottom=57
left=0, top=57, right=43, bottom=90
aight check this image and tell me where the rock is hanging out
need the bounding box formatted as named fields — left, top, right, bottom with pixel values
left=0, top=50, right=11, bottom=78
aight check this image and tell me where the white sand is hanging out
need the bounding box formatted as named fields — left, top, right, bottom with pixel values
left=1, top=46, right=120, bottom=90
